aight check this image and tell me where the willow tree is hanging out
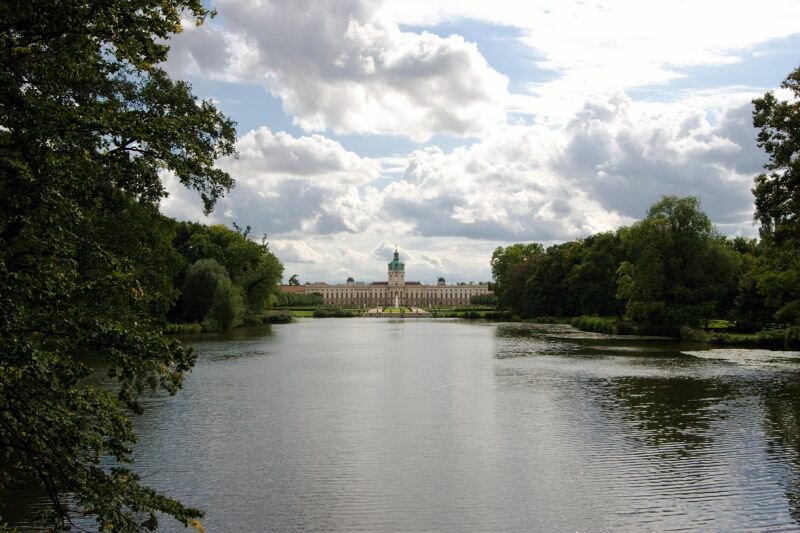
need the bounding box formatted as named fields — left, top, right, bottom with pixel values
left=0, top=1, right=236, bottom=530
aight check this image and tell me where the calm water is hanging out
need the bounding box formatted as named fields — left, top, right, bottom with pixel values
left=8, top=319, right=800, bottom=531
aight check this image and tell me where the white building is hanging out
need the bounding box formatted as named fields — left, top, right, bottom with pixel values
left=300, top=249, right=491, bottom=307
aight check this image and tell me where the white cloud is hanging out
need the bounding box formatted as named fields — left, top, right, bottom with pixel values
left=166, top=0, right=508, bottom=141
left=162, top=91, right=765, bottom=282
left=380, top=0, right=800, bottom=121
left=157, top=0, right=790, bottom=280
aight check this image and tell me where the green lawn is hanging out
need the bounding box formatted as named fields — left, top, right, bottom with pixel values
left=382, top=307, right=412, bottom=313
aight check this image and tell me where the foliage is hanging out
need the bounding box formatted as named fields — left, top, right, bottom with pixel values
left=570, top=316, right=615, bottom=334
left=171, top=223, right=283, bottom=322
left=275, top=292, right=324, bottom=307
left=469, top=293, right=498, bottom=306
left=288, top=274, right=300, bottom=286
left=616, top=196, right=740, bottom=327
left=490, top=243, right=543, bottom=309
left=205, top=272, right=245, bottom=331
left=0, top=0, right=238, bottom=529
left=751, top=66, right=800, bottom=326
left=313, top=308, right=358, bottom=318
left=490, top=197, right=747, bottom=332
left=752, top=66, right=800, bottom=249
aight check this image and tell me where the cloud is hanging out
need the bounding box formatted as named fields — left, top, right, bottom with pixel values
left=161, top=127, right=381, bottom=234
left=166, top=0, right=508, bottom=141
left=163, top=91, right=765, bottom=252
left=378, top=0, right=800, bottom=124
left=161, top=92, right=767, bottom=286
left=556, top=94, right=764, bottom=225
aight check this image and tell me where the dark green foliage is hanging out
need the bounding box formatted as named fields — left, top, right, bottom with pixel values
left=177, top=259, right=246, bottom=331
left=750, top=65, right=800, bottom=327
left=313, top=308, right=357, bottom=318
left=0, top=0, right=238, bottom=529
left=752, top=66, right=800, bottom=249
left=491, top=197, right=746, bottom=332
left=276, top=292, right=324, bottom=307
left=491, top=243, right=543, bottom=309
left=568, top=232, right=626, bottom=317
left=171, top=222, right=283, bottom=329
left=469, top=293, right=498, bottom=306
left=179, top=259, right=232, bottom=323
left=262, top=312, right=292, bottom=324
left=616, top=196, right=740, bottom=327
left=570, top=316, right=615, bottom=334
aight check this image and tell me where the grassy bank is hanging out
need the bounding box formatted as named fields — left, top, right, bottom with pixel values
left=564, top=315, right=800, bottom=349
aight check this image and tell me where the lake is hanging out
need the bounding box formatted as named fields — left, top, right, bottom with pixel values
left=8, top=318, right=800, bottom=531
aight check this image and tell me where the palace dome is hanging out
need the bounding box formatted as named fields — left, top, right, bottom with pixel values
left=388, top=248, right=405, bottom=271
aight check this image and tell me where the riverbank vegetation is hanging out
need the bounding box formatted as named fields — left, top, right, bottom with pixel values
left=489, top=65, right=800, bottom=349
left=491, top=195, right=799, bottom=348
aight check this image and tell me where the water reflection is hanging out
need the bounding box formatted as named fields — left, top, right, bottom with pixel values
left=7, top=319, right=800, bottom=531
left=493, top=323, right=800, bottom=530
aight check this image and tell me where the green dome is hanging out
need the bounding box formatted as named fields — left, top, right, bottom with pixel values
left=388, top=249, right=405, bottom=271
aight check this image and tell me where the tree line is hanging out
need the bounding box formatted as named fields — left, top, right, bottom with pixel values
left=490, top=65, right=800, bottom=342
left=491, top=196, right=744, bottom=328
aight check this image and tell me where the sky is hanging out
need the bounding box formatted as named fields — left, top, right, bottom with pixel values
left=159, top=0, right=800, bottom=284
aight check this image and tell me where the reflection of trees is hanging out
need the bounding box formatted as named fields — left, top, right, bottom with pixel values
left=611, top=377, right=734, bottom=456
left=759, top=378, right=800, bottom=524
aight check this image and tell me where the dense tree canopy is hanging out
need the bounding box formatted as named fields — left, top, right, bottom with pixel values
left=616, top=196, right=739, bottom=327
left=0, top=0, right=241, bottom=530
left=491, top=196, right=744, bottom=330
left=751, top=65, right=800, bottom=326
left=490, top=243, right=543, bottom=309
left=752, top=66, right=800, bottom=249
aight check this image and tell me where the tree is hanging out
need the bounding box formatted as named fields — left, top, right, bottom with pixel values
left=288, top=274, right=300, bottom=286
left=490, top=243, right=543, bottom=309
left=171, top=222, right=283, bottom=320
left=568, top=232, right=626, bottom=317
left=751, top=66, right=800, bottom=326
left=0, top=1, right=236, bottom=530
left=752, top=66, right=800, bottom=249
left=178, top=259, right=245, bottom=330
left=523, top=241, right=583, bottom=317
left=616, top=196, right=740, bottom=327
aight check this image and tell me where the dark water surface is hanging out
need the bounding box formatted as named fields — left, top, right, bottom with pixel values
left=9, top=319, right=800, bottom=531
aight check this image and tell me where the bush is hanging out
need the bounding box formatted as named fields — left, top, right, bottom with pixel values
left=482, top=311, right=512, bottom=321
left=571, top=316, right=615, bottom=334
left=313, top=308, right=357, bottom=318
left=265, top=312, right=292, bottom=324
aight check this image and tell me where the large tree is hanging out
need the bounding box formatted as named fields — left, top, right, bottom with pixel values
left=616, top=196, right=740, bottom=327
left=752, top=66, right=800, bottom=248
left=751, top=66, right=800, bottom=325
left=490, top=243, right=543, bottom=310
left=0, top=1, right=236, bottom=530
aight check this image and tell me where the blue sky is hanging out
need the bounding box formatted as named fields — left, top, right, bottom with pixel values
left=160, top=0, right=800, bottom=283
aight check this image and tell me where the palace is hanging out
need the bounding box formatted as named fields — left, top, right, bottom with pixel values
left=284, top=249, right=491, bottom=307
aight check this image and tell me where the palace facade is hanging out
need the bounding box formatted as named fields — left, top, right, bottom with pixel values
left=284, top=249, right=491, bottom=307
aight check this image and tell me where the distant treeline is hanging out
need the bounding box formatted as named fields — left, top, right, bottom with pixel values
left=491, top=195, right=798, bottom=338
